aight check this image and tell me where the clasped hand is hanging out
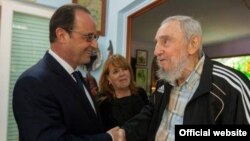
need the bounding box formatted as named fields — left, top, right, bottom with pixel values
left=107, top=126, right=126, bottom=141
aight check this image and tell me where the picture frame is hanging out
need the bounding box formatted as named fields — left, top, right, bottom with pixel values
left=72, top=0, right=106, bottom=35
left=136, top=68, right=148, bottom=90
left=136, top=49, right=148, bottom=66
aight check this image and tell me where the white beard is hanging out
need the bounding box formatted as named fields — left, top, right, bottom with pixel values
left=157, top=52, right=189, bottom=83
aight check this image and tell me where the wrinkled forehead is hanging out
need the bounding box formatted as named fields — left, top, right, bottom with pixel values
left=155, top=21, right=183, bottom=39
left=74, top=10, right=97, bottom=32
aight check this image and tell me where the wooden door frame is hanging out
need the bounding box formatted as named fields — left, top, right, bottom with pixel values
left=126, top=0, right=166, bottom=63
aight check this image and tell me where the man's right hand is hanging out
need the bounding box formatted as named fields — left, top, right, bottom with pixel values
left=107, top=126, right=126, bottom=141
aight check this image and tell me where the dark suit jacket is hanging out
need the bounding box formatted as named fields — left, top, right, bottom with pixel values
left=13, top=52, right=112, bottom=141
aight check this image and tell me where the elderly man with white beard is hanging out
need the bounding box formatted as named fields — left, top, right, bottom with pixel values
left=121, top=15, right=250, bottom=141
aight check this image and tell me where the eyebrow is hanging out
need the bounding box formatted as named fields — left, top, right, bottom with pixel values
left=154, top=35, right=170, bottom=42
left=159, top=35, right=170, bottom=39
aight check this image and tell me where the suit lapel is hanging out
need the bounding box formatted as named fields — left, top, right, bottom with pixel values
left=43, top=52, right=99, bottom=120
left=74, top=83, right=98, bottom=119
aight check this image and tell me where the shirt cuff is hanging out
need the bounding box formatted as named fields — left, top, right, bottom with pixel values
left=107, top=132, right=114, bottom=141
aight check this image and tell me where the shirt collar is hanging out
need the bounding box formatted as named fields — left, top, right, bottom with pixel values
left=183, top=54, right=205, bottom=89
left=48, top=49, right=75, bottom=74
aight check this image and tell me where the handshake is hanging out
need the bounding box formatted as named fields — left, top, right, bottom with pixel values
left=107, top=126, right=126, bottom=141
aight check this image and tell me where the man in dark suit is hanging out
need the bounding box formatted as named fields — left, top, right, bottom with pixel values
left=12, top=4, right=124, bottom=141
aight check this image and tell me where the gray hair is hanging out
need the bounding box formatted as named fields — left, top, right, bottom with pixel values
left=161, top=15, right=203, bottom=55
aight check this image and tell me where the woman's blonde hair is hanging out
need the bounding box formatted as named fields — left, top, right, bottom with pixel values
left=98, top=54, right=137, bottom=101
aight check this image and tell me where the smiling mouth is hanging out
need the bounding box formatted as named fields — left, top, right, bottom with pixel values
left=120, top=78, right=126, bottom=81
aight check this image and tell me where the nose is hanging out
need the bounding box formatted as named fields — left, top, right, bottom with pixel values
left=154, top=43, right=162, bottom=56
left=118, top=69, right=126, bottom=76
left=90, top=40, right=98, bottom=49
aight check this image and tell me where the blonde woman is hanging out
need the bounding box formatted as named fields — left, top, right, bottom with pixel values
left=97, top=54, right=149, bottom=130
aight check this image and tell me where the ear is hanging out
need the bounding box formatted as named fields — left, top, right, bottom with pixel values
left=55, top=27, right=69, bottom=43
left=188, top=35, right=201, bottom=55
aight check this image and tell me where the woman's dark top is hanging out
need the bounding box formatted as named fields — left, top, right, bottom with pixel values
left=97, top=87, right=149, bottom=130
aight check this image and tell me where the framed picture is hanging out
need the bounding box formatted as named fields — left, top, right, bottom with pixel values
left=136, top=50, right=148, bottom=66
left=136, top=68, right=148, bottom=90
left=72, top=0, right=106, bottom=35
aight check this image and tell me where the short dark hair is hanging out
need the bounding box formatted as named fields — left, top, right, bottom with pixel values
left=49, top=4, right=90, bottom=43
